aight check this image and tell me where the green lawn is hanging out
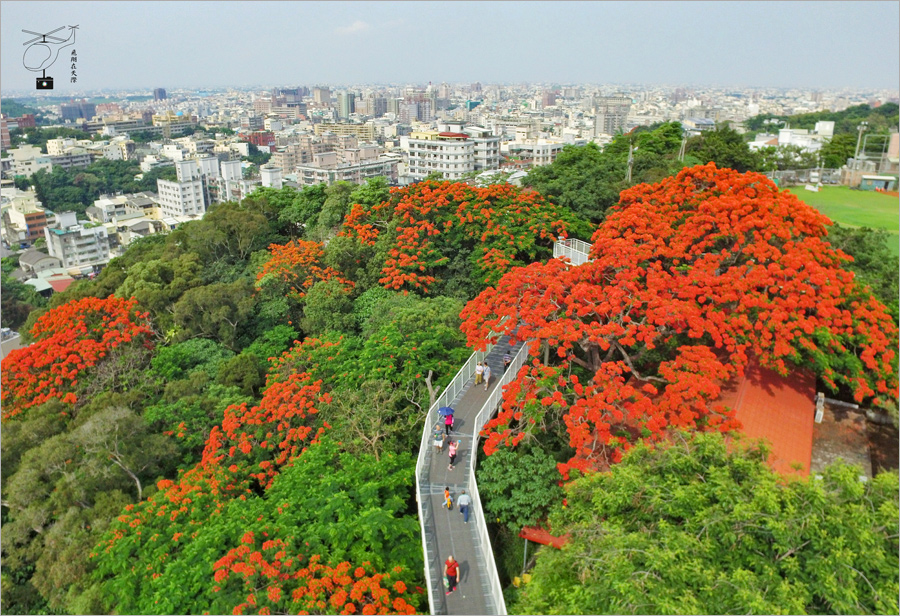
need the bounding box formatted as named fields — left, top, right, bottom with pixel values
left=788, top=185, right=899, bottom=257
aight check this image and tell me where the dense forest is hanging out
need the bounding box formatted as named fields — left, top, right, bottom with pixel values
left=2, top=123, right=898, bottom=614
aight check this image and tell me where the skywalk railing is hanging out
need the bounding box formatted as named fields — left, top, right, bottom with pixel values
left=552, top=237, right=593, bottom=265
left=465, top=341, right=530, bottom=616
left=415, top=240, right=593, bottom=615
left=415, top=344, right=493, bottom=615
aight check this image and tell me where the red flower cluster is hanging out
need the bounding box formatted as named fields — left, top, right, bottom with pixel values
left=340, top=181, right=577, bottom=293
left=256, top=239, right=353, bottom=299
left=1, top=296, right=154, bottom=419
left=214, top=536, right=417, bottom=615
left=465, top=164, right=899, bottom=474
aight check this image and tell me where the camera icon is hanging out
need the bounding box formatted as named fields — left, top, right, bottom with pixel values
left=36, top=77, right=54, bottom=90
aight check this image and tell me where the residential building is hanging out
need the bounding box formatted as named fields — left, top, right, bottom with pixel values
left=405, top=130, right=475, bottom=181
left=260, top=165, right=283, bottom=189
left=156, top=160, right=207, bottom=217
left=313, top=87, right=332, bottom=105
left=44, top=211, right=111, bottom=268
left=593, top=95, right=632, bottom=136
left=294, top=157, right=397, bottom=187
left=18, top=249, right=61, bottom=276
left=462, top=126, right=502, bottom=171
left=1, top=117, right=10, bottom=150
left=2, top=188, right=48, bottom=245
left=314, top=122, right=377, bottom=141
left=6, top=145, right=53, bottom=177
left=87, top=195, right=129, bottom=223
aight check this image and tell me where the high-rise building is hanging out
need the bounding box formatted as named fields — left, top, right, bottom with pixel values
left=60, top=100, right=96, bottom=122
left=154, top=88, right=167, bottom=101
left=338, top=92, right=356, bottom=120
left=313, top=87, right=332, bottom=105
left=593, top=95, right=632, bottom=136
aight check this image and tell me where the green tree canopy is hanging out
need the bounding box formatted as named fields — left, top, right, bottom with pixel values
left=515, top=432, right=899, bottom=616
left=685, top=123, right=762, bottom=172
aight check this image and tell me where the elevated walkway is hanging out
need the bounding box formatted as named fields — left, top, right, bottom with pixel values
left=415, top=240, right=592, bottom=614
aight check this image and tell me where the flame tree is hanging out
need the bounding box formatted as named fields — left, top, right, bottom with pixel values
left=461, top=164, right=898, bottom=476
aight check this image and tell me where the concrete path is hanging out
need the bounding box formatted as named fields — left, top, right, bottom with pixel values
left=420, top=335, right=523, bottom=615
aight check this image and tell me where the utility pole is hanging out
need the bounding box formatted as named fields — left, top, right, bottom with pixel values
left=853, top=121, right=868, bottom=170
left=625, top=143, right=634, bottom=184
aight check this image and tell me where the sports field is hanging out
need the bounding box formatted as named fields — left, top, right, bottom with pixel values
left=788, top=186, right=899, bottom=257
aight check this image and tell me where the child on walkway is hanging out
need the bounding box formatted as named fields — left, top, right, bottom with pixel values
left=442, top=486, right=453, bottom=510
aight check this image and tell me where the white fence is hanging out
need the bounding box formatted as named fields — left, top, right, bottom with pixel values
left=415, top=345, right=492, bottom=614
left=416, top=240, right=591, bottom=614
left=552, top=237, right=593, bottom=265
left=465, top=342, right=530, bottom=615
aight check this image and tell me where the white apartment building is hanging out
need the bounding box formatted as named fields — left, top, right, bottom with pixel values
left=157, top=178, right=206, bottom=217
left=294, top=157, right=398, bottom=187
left=156, top=161, right=207, bottom=217
left=506, top=138, right=566, bottom=167
left=462, top=126, right=502, bottom=171
left=405, top=131, right=475, bottom=181
left=6, top=145, right=53, bottom=177
left=44, top=211, right=111, bottom=268
left=261, top=165, right=283, bottom=189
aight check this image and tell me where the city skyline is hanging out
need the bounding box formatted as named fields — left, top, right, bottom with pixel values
left=1, top=1, right=899, bottom=94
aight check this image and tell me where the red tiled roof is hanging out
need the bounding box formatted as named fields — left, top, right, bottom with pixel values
left=46, top=275, right=75, bottom=293
left=718, top=358, right=815, bottom=476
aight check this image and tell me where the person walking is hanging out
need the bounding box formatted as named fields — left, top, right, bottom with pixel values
left=433, top=425, right=445, bottom=453
left=443, top=486, right=453, bottom=510
left=503, top=348, right=513, bottom=372
left=474, top=361, right=484, bottom=385
left=483, top=362, right=492, bottom=391
left=448, top=440, right=459, bottom=470
left=444, top=555, right=459, bottom=595
left=457, top=489, right=472, bottom=523
left=444, top=412, right=454, bottom=436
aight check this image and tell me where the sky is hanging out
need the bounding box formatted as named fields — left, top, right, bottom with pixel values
left=1, top=1, right=898, bottom=94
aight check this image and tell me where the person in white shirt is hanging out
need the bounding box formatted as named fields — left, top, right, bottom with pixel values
left=483, top=362, right=492, bottom=391
left=475, top=362, right=484, bottom=385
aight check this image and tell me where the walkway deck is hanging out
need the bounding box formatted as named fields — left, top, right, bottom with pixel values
left=419, top=335, right=524, bottom=615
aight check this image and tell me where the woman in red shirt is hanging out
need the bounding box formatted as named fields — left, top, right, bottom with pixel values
left=444, top=555, right=459, bottom=594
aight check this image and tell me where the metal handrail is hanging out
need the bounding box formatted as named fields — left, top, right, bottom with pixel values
left=416, top=241, right=592, bottom=614
left=552, top=237, right=593, bottom=265
left=415, top=345, right=492, bottom=615
left=466, top=341, right=530, bottom=615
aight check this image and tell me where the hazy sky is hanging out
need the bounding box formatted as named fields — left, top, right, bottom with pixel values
left=2, top=1, right=898, bottom=94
